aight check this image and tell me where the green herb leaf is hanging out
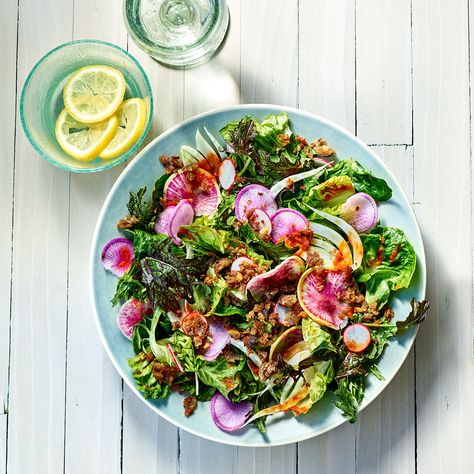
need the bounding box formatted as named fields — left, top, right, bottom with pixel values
left=334, top=376, right=365, bottom=423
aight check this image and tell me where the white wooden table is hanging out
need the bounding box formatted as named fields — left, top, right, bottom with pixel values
left=1, top=0, right=473, bottom=473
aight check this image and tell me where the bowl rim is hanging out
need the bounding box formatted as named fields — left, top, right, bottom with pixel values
left=20, top=39, right=154, bottom=174
left=89, top=103, right=427, bottom=447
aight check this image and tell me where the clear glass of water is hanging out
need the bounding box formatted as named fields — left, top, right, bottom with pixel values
left=124, top=0, right=229, bottom=67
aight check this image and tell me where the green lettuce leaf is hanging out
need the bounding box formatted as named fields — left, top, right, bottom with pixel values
left=253, top=112, right=291, bottom=152
left=302, top=318, right=336, bottom=353
left=167, top=331, right=200, bottom=372
left=180, top=223, right=229, bottom=255
left=320, top=159, right=392, bottom=201
left=303, top=360, right=334, bottom=404
left=356, top=226, right=416, bottom=307
left=128, top=352, right=172, bottom=400
left=196, top=356, right=246, bottom=397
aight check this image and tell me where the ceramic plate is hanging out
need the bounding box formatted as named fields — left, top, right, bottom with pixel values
left=90, top=105, right=426, bottom=447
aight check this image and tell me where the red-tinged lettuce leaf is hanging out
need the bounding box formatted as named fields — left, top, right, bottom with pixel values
left=140, top=238, right=213, bottom=312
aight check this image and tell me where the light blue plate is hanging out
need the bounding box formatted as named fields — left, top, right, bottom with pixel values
left=90, top=105, right=426, bottom=447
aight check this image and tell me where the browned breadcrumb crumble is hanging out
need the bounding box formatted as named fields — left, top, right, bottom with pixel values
left=152, top=362, right=178, bottom=385
left=117, top=215, right=140, bottom=229
left=183, top=395, right=197, bottom=417
left=159, top=155, right=183, bottom=174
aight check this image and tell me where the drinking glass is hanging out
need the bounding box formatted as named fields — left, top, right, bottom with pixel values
left=124, top=0, right=229, bottom=67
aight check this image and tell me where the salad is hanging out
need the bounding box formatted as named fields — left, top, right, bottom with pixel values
left=100, top=112, right=428, bottom=432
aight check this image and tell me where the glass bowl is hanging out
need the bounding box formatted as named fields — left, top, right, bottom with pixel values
left=20, top=39, right=153, bottom=173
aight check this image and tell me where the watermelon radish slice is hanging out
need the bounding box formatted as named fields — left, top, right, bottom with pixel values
left=231, top=256, right=253, bottom=272
left=297, top=268, right=354, bottom=329
left=180, top=145, right=203, bottom=166
left=204, top=320, right=231, bottom=361
left=218, top=159, right=236, bottom=190
left=269, top=326, right=303, bottom=361
left=210, top=392, right=253, bottom=432
left=310, top=223, right=353, bottom=267
left=235, top=184, right=278, bottom=221
left=101, top=237, right=134, bottom=277
left=270, top=208, right=309, bottom=243
left=246, top=256, right=306, bottom=301
left=247, top=208, right=272, bottom=238
left=154, top=205, right=176, bottom=235
left=340, top=192, right=378, bottom=233
left=343, top=324, right=371, bottom=353
left=307, top=206, right=363, bottom=270
left=164, top=168, right=220, bottom=216
left=269, top=165, right=330, bottom=197
left=274, top=302, right=292, bottom=325
left=169, top=200, right=194, bottom=244
left=117, top=298, right=145, bottom=339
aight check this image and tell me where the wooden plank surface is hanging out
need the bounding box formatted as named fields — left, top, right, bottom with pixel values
left=0, top=0, right=19, bottom=469
left=412, top=1, right=474, bottom=473
left=2, top=0, right=474, bottom=472
left=6, top=1, right=73, bottom=472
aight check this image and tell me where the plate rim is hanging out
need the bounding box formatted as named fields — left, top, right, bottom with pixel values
left=89, top=103, right=426, bottom=447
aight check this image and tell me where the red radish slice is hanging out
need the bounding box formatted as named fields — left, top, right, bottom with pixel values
left=169, top=200, right=194, bottom=245
left=269, top=327, right=303, bottom=361
left=210, top=392, right=253, bottom=432
left=274, top=302, right=292, bottom=324
left=204, top=320, right=231, bottom=361
left=231, top=256, right=253, bottom=272
left=246, top=208, right=272, bottom=238
left=218, top=159, right=236, bottom=190
left=343, top=324, right=371, bottom=353
left=340, top=192, right=378, bottom=233
left=154, top=205, right=176, bottom=235
left=117, top=298, right=145, bottom=339
left=246, top=256, right=306, bottom=302
left=101, top=237, right=134, bottom=277
left=313, top=157, right=334, bottom=167
left=270, top=208, right=309, bottom=243
left=235, top=184, right=277, bottom=221
left=166, top=342, right=184, bottom=372
left=164, top=168, right=220, bottom=216
left=297, top=268, right=355, bottom=329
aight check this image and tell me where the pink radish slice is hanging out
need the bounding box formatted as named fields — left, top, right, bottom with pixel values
left=247, top=255, right=306, bottom=302
left=169, top=200, right=194, bottom=245
left=270, top=208, right=309, bottom=243
left=204, top=320, right=231, bottom=361
left=297, top=268, right=354, bottom=330
left=154, top=205, right=176, bottom=235
left=235, top=184, right=278, bottom=221
left=117, top=298, right=145, bottom=339
left=218, top=159, right=236, bottom=190
left=101, top=237, right=134, bottom=277
left=231, top=256, right=253, bottom=272
left=343, top=324, right=371, bottom=353
left=166, top=342, right=184, bottom=371
left=246, top=208, right=272, bottom=238
left=210, top=392, right=253, bottom=432
left=164, top=168, right=220, bottom=216
left=274, top=302, right=292, bottom=325
left=313, top=157, right=334, bottom=167
left=340, top=192, right=378, bottom=233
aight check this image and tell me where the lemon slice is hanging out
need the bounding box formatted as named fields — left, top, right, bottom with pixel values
left=55, top=108, right=118, bottom=161
left=63, top=65, right=126, bottom=123
left=99, top=98, right=147, bottom=159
